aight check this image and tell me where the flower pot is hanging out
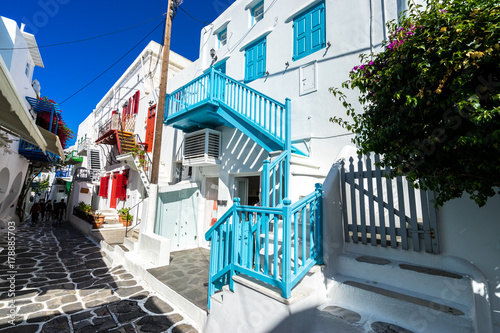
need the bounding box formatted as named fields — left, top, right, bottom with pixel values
left=92, top=221, right=103, bottom=229
left=93, top=215, right=105, bottom=223
left=119, top=215, right=132, bottom=227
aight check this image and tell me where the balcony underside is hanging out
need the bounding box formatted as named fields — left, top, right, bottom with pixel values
left=166, top=102, right=231, bottom=133
left=166, top=102, right=286, bottom=152
left=95, top=129, right=117, bottom=145
left=19, top=150, right=53, bottom=163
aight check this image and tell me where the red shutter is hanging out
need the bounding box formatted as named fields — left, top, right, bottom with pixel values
left=133, top=91, right=140, bottom=114
left=99, top=176, right=109, bottom=198
left=119, top=171, right=128, bottom=201
left=145, top=104, right=156, bottom=153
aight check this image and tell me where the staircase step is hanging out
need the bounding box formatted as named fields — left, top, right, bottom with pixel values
left=335, top=253, right=472, bottom=308
left=326, top=274, right=474, bottom=333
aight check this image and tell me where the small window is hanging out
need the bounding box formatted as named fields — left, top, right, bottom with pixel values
left=218, top=29, right=227, bottom=48
left=244, top=37, right=266, bottom=82
left=252, top=2, right=264, bottom=25
left=25, top=62, right=31, bottom=77
left=293, top=2, right=326, bottom=61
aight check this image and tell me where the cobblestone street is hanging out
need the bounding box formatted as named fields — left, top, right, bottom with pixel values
left=0, top=221, right=199, bottom=333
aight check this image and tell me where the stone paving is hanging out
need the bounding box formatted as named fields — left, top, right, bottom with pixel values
left=0, top=221, right=199, bottom=333
left=148, top=248, right=210, bottom=312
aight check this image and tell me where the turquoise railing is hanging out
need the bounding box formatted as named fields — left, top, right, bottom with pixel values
left=166, top=72, right=211, bottom=116
left=166, top=67, right=288, bottom=147
left=262, top=151, right=289, bottom=207
left=205, top=184, right=323, bottom=309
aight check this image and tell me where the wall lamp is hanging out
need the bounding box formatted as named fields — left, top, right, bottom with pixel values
left=210, top=48, right=218, bottom=61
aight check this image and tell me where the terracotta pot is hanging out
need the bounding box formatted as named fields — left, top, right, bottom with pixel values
left=92, top=221, right=103, bottom=229
left=119, top=215, right=131, bottom=227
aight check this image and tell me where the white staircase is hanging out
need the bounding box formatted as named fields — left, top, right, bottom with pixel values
left=311, top=254, right=476, bottom=333
left=132, top=155, right=150, bottom=195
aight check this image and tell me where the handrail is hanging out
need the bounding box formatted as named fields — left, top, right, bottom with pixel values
left=213, top=69, right=285, bottom=109
left=165, top=67, right=288, bottom=144
left=205, top=205, right=236, bottom=240
left=125, top=197, right=145, bottom=237
left=205, top=184, right=323, bottom=308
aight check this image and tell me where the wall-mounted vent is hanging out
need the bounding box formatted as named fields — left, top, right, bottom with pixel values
left=183, top=129, right=221, bottom=166
left=88, top=149, right=101, bottom=170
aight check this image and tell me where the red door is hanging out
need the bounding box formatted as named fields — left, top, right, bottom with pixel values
left=110, top=173, right=122, bottom=209
left=145, top=104, right=156, bottom=153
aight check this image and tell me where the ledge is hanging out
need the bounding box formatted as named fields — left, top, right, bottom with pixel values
left=239, top=29, right=273, bottom=52
left=213, top=19, right=231, bottom=35
left=284, top=0, right=324, bottom=23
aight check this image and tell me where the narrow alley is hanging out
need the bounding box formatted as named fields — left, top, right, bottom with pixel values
left=0, top=221, right=199, bottom=333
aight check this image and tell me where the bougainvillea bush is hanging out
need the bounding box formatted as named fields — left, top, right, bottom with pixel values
left=35, top=97, right=74, bottom=149
left=331, top=0, right=500, bottom=206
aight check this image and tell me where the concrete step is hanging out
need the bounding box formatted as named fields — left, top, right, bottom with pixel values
left=325, top=274, right=474, bottom=333
left=335, top=253, right=473, bottom=309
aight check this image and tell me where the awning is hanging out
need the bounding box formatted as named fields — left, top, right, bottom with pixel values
left=37, top=125, right=64, bottom=157
left=0, top=56, right=47, bottom=152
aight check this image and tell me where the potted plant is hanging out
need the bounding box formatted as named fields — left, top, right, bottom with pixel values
left=117, top=207, right=133, bottom=227
left=92, top=212, right=105, bottom=228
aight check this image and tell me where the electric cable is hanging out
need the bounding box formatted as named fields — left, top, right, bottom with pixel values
left=59, top=18, right=165, bottom=105
left=0, top=13, right=166, bottom=50
left=178, top=6, right=210, bottom=26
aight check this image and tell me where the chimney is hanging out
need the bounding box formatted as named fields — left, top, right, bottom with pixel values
left=20, top=23, right=26, bottom=32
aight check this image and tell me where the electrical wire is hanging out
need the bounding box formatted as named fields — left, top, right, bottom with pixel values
left=178, top=6, right=210, bottom=26
left=309, top=133, right=356, bottom=140
left=0, top=14, right=166, bottom=50
left=59, top=19, right=165, bottom=105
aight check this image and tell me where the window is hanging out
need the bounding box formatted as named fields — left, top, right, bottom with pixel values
left=25, top=62, right=31, bottom=77
left=252, top=2, right=264, bottom=25
left=98, top=176, right=109, bottom=198
left=218, top=29, right=227, bottom=48
left=244, top=37, right=266, bottom=82
left=293, top=2, right=326, bottom=61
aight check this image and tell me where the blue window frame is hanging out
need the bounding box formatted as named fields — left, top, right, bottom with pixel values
left=293, top=2, right=326, bottom=61
left=218, top=28, right=227, bottom=48
left=244, top=37, right=266, bottom=82
left=252, top=1, right=264, bottom=26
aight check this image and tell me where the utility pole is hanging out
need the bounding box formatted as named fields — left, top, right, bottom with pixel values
left=151, top=0, right=174, bottom=184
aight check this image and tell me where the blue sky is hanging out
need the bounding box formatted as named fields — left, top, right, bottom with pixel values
left=2, top=0, right=236, bottom=146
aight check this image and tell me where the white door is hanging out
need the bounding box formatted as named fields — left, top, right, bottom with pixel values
left=234, top=178, right=249, bottom=205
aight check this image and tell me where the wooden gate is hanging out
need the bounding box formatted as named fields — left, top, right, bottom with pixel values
left=340, top=154, right=440, bottom=254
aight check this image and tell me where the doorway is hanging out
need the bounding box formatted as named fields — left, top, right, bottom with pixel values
left=234, top=176, right=260, bottom=206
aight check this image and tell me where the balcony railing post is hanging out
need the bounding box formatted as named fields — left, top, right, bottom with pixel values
left=209, top=67, right=215, bottom=103
left=282, top=198, right=292, bottom=298
left=314, top=183, right=323, bottom=265
left=262, top=158, right=270, bottom=208
left=230, top=197, right=240, bottom=291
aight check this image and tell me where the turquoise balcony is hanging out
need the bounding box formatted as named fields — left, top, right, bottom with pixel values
left=164, top=68, right=322, bottom=309
left=165, top=67, right=302, bottom=154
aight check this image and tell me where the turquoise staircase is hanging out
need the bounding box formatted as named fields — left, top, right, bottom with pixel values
left=165, top=67, right=323, bottom=309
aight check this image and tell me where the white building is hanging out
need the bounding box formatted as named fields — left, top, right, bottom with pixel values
left=69, top=41, right=191, bottom=247
left=0, top=16, right=64, bottom=225
left=143, top=1, right=498, bottom=332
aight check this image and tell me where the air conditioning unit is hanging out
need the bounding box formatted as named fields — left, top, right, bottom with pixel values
left=183, top=129, right=221, bottom=166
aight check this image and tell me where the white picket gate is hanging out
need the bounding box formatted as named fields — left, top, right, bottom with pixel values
left=340, top=154, right=440, bottom=254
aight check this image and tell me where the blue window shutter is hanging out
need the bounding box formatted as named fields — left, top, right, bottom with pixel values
left=293, top=2, right=326, bottom=61
left=245, top=37, right=266, bottom=82
left=245, top=46, right=254, bottom=81
left=255, top=39, right=266, bottom=78
left=294, top=15, right=308, bottom=60
left=310, top=3, right=325, bottom=53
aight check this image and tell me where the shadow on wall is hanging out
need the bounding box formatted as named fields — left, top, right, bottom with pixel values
left=220, top=129, right=267, bottom=174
